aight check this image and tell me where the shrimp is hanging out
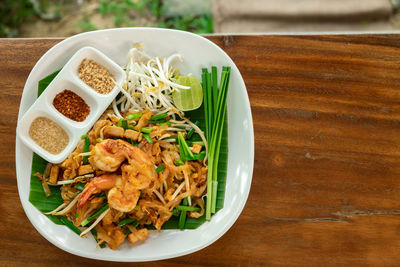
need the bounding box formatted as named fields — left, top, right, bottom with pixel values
left=107, top=176, right=141, bottom=212
left=107, top=162, right=153, bottom=212
left=89, top=140, right=125, bottom=172
left=77, top=173, right=118, bottom=209
left=90, top=139, right=155, bottom=171
left=83, top=139, right=157, bottom=212
left=77, top=172, right=141, bottom=212
left=121, top=164, right=152, bottom=190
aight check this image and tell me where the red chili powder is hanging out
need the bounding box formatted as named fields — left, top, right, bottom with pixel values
left=53, top=90, right=90, bottom=122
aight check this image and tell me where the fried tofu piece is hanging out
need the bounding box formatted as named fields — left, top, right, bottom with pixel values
left=96, top=224, right=125, bottom=250
left=48, top=165, right=59, bottom=184
left=192, top=143, right=202, bottom=154
left=136, top=110, right=152, bottom=129
left=128, top=228, right=149, bottom=244
left=78, top=164, right=93, bottom=175
left=124, top=129, right=140, bottom=141
left=103, top=125, right=124, bottom=138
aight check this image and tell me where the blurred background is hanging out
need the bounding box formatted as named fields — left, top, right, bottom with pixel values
left=2, top=0, right=400, bottom=38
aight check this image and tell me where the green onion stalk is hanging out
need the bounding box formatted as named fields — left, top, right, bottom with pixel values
left=203, top=66, right=231, bottom=220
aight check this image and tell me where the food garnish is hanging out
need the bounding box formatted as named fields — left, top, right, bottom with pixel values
left=172, top=75, right=203, bottom=111
left=112, top=47, right=191, bottom=116
left=202, top=66, right=231, bottom=219
left=53, top=89, right=90, bottom=122
left=78, top=58, right=115, bottom=94
left=29, top=117, right=69, bottom=154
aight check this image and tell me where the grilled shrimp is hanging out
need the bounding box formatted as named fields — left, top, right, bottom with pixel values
left=107, top=175, right=141, bottom=212
left=89, top=140, right=125, bottom=172
left=77, top=173, right=118, bottom=209
left=82, top=139, right=157, bottom=212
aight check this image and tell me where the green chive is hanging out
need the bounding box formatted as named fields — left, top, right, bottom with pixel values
left=174, top=125, right=187, bottom=129
left=81, top=204, right=109, bottom=227
left=205, top=66, right=231, bottom=220
left=83, top=137, right=90, bottom=164
left=202, top=69, right=209, bottom=141
left=177, top=136, right=186, bottom=160
left=141, top=127, right=153, bottom=134
left=143, top=133, right=153, bottom=143
left=126, top=112, right=142, bottom=120
left=178, top=198, right=188, bottom=229
left=211, top=67, right=230, bottom=214
left=174, top=159, right=184, bottom=166
left=191, top=151, right=206, bottom=160
left=150, top=113, right=168, bottom=121
left=94, top=191, right=106, bottom=198
left=156, top=165, right=164, bottom=173
left=96, top=138, right=103, bottom=143
left=118, top=118, right=128, bottom=129
left=81, top=134, right=88, bottom=139
left=74, top=182, right=85, bottom=192
left=91, top=229, right=106, bottom=248
left=127, top=124, right=135, bottom=130
left=187, top=121, right=200, bottom=139
left=186, top=140, right=204, bottom=147
left=172, top=208, right=180, bottom=216
left=211, top=180, right=219, bottom=213
left=125, top=228, right=132, bottom=237
left=178, top=132, right=194, bottom=159
left=177, top=205, right=200, bottom=212
left=149, top=119, right=167, bottom=124
left=118, top=218, right=138, bottom=227
left=212, top=66, right=218, bottom=112
left=91, top=228, right=97, bottom=238
left=206, top=72, right=213, bottom=136
left=159, top=121, right=171, bottom=126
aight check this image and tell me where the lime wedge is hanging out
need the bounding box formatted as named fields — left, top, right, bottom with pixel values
left=173, top=76, right=203, bottom=111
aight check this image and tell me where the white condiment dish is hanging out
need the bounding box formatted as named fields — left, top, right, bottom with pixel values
left=16, top=46, right=126, bottom=163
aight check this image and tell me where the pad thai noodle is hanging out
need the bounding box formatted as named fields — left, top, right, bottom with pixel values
left=39, top=47, right=209, bottom=249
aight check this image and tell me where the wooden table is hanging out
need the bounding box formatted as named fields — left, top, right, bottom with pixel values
left=2, top=34, right=400, bottom=266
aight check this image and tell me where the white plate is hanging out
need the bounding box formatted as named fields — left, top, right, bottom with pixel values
left=15, top=28, right=254, bottom=262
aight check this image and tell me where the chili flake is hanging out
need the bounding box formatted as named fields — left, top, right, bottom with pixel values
left=53, top=90, right=90, bottom=122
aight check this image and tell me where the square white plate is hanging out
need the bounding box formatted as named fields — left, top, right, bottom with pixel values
left=15, top=28, right=254, bottom=262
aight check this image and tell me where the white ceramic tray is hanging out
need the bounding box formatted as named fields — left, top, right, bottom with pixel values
left=16, top=46, right=125, bottom=163
left=15, top=28, right=254, bottom=262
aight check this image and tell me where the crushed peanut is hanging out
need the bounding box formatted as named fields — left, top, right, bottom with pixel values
left=78, top=58, right=115, bottom=94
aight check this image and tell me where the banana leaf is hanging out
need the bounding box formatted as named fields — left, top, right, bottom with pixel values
left=28, top=70, right=228, bottom=230
left=29, top=70, right=63, bottom=224
left=184, top=106, right=228, bottom=213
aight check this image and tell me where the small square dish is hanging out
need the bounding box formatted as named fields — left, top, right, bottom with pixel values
left=16, top=46, right=126, bottom=163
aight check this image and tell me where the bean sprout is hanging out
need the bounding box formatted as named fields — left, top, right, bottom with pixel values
left=119, top=46, right=190, bottom=115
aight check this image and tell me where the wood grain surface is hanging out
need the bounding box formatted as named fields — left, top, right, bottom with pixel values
left=1, top=34, right=400, bottom=266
